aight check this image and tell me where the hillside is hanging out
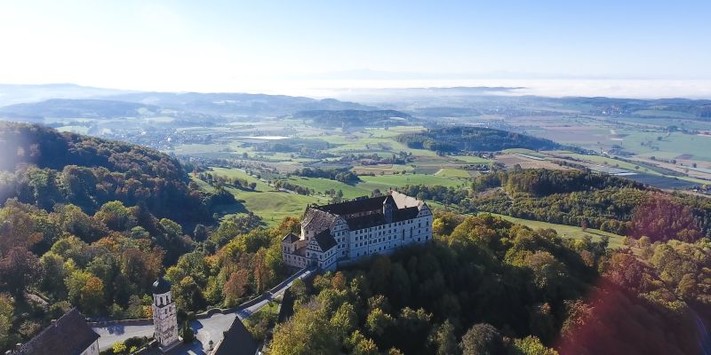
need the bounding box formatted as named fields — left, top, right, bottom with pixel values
left=0, top=122, right=213, bottom=223
left=108, top=92, right=374, bottom=116
left=0, top=91, right=376, bottom=123
left=397, top=126, right=561, bottom=153
left=0, top=99, right=159, bottom=119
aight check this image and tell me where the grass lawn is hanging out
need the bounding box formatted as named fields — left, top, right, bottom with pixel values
left=287, top=177, right=369, bottom=199
left=500, top=148, right=547, bottom=157
left=226, top=187, right=323, bottom=227
left=435, top=168, right=473, bottom=178
left=552, top=152, right=642, bottom=171
left=483, top=213, right=625, bottom=249
left=359, top=174, right=466, bottom=190
left=450, top=155, right=491, bottom=164
left=206, top=167, right=325, bottom=226
left=619, top=131, right=711, bottom=162
left=287, top=173, right=468, bottom=199
left=210, top=167, right=270, bottom=190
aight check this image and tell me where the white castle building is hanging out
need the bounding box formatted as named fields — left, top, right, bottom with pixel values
left=152, top=276, right=180, bottom=352
left=282, top=191, right=433, bottom=270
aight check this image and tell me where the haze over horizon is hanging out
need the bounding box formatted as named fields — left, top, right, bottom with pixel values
left=1, top=0, right=710, bottom=98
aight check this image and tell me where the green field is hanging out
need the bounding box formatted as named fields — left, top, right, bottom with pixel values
left=359, top=174, right=466, bottom=190
left=450, top=155, right=491, bottom=164
left=617, top=131, right=711, bottom=162
left=435, top=168, right=472, bottom=178
left=227, top=188, right=320, bottom=227
left=205, top=168, right=325, bottom=226
left=484, top=213, right=625, bottom=249
left=289, top=173, right=467, bottom=198
left=500, top=148, right=547, bottom=157
left=287, top=177, right=369, bottom=199
left=207, top=168, right=466, bottom=226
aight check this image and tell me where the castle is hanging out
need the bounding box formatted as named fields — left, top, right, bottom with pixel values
left=281, top=191, right=433, bottom=270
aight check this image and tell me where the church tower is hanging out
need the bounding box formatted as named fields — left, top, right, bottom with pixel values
left=152, top=276, right=179, bottom=352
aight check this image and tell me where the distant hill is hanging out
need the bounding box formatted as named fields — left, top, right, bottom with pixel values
left=107, top=92, right=375, bottom=116
left=0, top=83, right=129, bottom=106
left=397, top=126, right=561, bottom=152
left=293, top=109, right=414, bottom=128
left=0, top=88, right=377, bottom=120
left=0, top=98, right=159, bottom=119
left=0, top=122, right=214, bottom=223
left=558, top=97, right=711, bottom=120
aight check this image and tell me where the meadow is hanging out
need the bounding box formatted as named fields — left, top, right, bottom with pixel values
left=485, top=213, right=625, bottom=249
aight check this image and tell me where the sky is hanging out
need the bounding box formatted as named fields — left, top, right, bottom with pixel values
left=1, top=0, right=710, bottom=97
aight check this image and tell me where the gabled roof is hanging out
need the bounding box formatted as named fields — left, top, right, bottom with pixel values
left=345, top=213, right=386, bottom=230
left=390, top=190, right=425, bottom=208
left=394, top=206, right=420, bottom=221
left=313, top=229, right=338, bottom=251
left=316, top=195, right=388, bottom=216
left=214, top=317, right=259, bottom=355
left=304, top=192, right=426, bottom=232
left=282, top=232, right=299, bottom=243
left=15, top=308, right=99, bottom=355
left=302, top=208, right=337, bottom=232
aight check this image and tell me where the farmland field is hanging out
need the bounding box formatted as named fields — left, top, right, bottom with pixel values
left=205, top=167, right=467, bottom=225
left=485, top=213, right=625, bottom=249
left=435, top=168, right=473, bottom=178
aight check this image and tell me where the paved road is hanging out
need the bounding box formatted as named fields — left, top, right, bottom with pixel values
left=93, top=267, right=314, bottom=353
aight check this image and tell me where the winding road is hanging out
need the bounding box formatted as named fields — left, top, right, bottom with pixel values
left=93, top=267, right=315, bottom=353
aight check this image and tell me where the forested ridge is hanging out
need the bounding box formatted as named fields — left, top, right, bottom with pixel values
left=402, top=169, right=711, bottom=240
left=0, top=122, right=209, bottom=223
left=397, top=127, right=561, bottom=153
left=0, top=123, right=292, bottom=351
left=269, top=213, right=709, bottom=355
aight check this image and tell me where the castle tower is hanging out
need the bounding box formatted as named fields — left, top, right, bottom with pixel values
left=152, top=276, right=179, bottom=352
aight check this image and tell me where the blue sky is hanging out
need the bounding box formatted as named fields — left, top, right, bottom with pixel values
left=0, top=0, right=710, bottom=94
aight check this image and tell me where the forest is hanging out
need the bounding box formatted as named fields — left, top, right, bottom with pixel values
left=0, top=124, right=291, bottom=351
left=269, top=213, right=709, bottom=355
left=402, top=169, right=711, bottom=239
left=396, top=127, right=561, bottom=153
left=0, top=122, right=211, bottom=224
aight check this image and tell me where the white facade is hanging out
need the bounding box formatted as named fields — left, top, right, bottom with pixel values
left=282, top=191, right=433, bottom=271
left=152, top=282, right=179, bottom=352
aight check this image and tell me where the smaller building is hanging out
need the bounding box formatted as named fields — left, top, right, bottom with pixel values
left=211, top=317, right=259, bottom=355
left=12, top=308, right=99, bottom=355
left=152, top=276, right=180, bottom=352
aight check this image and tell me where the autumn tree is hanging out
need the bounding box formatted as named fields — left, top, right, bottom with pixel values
left=223, top=270, right=250, bottom=306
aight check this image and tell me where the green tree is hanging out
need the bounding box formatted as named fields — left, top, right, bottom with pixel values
left=0, top=294, right=14, bottom=350
left=433, top=320, right=459, bottom=355
left=366, top=308, right=394, bottom=337
left=94, top=201, right=137, bottom=231
left=459, top=323, right=504, bottom=355
left=510, top=336, right=558, bottom=355
left=330, top=302, right=357, bottom=340
left=269, top=303, right=338, bottom=355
